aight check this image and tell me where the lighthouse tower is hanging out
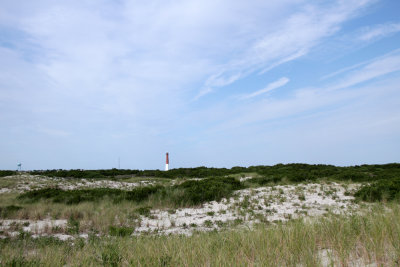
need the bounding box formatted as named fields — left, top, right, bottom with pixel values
left=165, top=152, right=169, bottom=171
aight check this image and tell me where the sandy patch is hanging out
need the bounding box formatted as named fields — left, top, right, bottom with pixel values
left=135, top=182, right=360, bottom=235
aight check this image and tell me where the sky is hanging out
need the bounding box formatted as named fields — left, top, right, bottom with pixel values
left=0, top=0, right=400, bottom=170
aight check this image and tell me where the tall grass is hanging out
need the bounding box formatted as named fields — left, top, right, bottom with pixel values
left=1, top=203, right=399, bottom=266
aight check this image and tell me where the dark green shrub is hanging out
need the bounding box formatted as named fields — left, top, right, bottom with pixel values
left=135, top=206, right=151, bottom=216
left=355, top=178, right=400, bottom=202
left=108, top=226, right=133, bottom=237
left=0, top=170, right=16, bottom=177
left=174, top=177, right=243, bottom=205
left=28, top=163, right=400, bottom=182
left=67, top=217, right=80, bottom=234
left=287, top=171, right=317, bottom=182
left=123, top=186, right=163, bottom=202
left=18, top=186, right=163, bottom=205
left=334, top=171, right=371, bottom=181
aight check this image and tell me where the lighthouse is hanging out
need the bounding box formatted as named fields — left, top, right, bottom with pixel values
left=165, top=152, right=169, bottom=171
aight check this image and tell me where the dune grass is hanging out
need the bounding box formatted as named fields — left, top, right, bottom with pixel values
left=1, top=203, right=399, bottom=266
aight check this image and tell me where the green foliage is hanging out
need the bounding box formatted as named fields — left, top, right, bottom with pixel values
left=3, top=256, right=41, bottom=267
left=17, top=163, right=400, bottom=206
left=17, top=186, right=163, bottom=205
left=0, top=205, right=22, bottom=218
left=101, top=244, right=122, bottom=267
left=67, top=217, right=80, bottom=235
left=108, top=226, right=134, bottom=237
left=27, top=163, right=400, bottom=185
left=0, top=170, right=16, bottom=177
left=135, top=206, right=151, bottom=216
left=1, top=205, right=400, bottom=266
left=355, top=178, right=400, bottom=202
left=123, top=186, right=163, bottom=202
left=16, top=178, right=243, bottom=208
left=173, top=177, right=243, bottom=205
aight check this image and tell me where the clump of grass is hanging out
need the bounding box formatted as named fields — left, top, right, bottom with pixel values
left=135, top=206, right=151, bottom=216
left=0, top=205, right=22, bottom=218
left=67, top=217, right=80, bottom=235
left=3, top=256, right=42, bottom=266
left=101, top=244, right=122, bottom=266
left=108, top=226, right=133, bottom=237
left=203, top=220, right=213, bottom=228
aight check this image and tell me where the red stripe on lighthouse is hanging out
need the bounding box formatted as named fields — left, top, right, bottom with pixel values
left=166, top=153, right=169, bottom=164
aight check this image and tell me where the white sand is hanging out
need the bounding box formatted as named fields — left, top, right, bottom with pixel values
left=135, top=182, right=360, bottom=235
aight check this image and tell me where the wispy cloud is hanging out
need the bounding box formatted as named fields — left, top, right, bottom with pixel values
left=328, top=50, right=400, bottom=91
left=199, top=49, right=400, bottom=132
left=359, top=22, right=400, bottom=41
left=1, top=0, right=399, bottom=169
left=196, top=0, right=373, bottom=98
left=242, top=77, right=289, bottom=99
left=320, top=48, right=400, bottom=81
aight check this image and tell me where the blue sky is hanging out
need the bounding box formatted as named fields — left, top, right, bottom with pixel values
left=1, top=0, right=400, bottom=170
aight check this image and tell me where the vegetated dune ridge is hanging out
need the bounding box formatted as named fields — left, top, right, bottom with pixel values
left=0, top=163, right=399, bottom=266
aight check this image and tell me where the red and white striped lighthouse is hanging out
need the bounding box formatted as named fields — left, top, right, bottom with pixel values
left=165, top=152, right=169, bottom=171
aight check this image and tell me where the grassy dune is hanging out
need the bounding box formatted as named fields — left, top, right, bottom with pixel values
left=1, top=164, right=399, bottom=266
left=1, top=203, right=399, bottom=266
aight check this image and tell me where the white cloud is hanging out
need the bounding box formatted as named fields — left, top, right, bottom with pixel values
left=328, top=51, right=400, bottom=91
left=243, top=77, right=289, bottom=99
left=197, top=0, right=373, bottom=98
left=0, top=0, right=373, bottom=109
left=196, top=49, right=400, bottom=132
left=359, top=22, right=400, bottom=41
left=2, top=0, right=397, bottom=169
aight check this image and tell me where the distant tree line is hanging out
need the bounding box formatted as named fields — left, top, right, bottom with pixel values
left=27, top=163, right=400, bottom=182
left=0, top=170, right=16, bottom=177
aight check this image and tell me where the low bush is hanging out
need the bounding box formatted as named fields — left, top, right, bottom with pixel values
left=123, top=186, right=163, bottom=202
left=16, top=179, right=243, bottom=207
left=355, top=178, right=400, bottom=202
left=108, top=226, right=134, bottom=237
left=173, top=177, right=243, bottom=205
left=18, top=186, right=163, bottom=205
left=28, top=163, right=400, bottom=183
left=135, top=206, right=151, bottom=216
left=0, top=170, right=16, bottom=177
